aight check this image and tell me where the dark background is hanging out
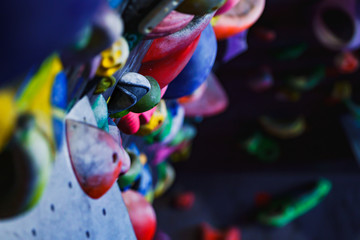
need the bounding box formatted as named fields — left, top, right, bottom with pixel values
left=154, top=0, right=360, bottom=239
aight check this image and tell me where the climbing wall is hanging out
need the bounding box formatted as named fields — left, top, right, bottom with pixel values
left=0, top=98, right=136, bottom=240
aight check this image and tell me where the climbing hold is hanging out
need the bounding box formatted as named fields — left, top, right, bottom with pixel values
left=66, top=119, right=124, bottom=199
left=164, top=24, right=217, bottom=99
left=94, top=76, right=116, bottom=94
left=145, top=11, right=194, bottom=39
left=96, top=37, right=130, bottom=77
left=176, top=0, right=226, bottom=15
left=129, top=76, right=161, bottom=113
left=136, top=100, right=167, bottom=136
left=122, top=190, right=157, bottom=240
left=118, top=149, right=143, bottom=190
left=108, top=72, right=151, bottom=114
left=213, top=0, right=265, bottom=40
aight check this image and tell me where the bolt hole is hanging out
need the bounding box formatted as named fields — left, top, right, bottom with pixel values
left=86, top=231, right=90, bottom=238
left=68, top=181, right=72, bottom=189
left=112, top=153, right=118, bottom=163
left=102, top=208, right=106, bottom=216
left=146, top=26, right=153, bottom=34
left=50, top=204, right=55, bottom=212
left=31, top=229, right=37, bottom=237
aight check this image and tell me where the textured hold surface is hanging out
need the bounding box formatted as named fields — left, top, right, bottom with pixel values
left=215, top=0, right=241, bottom=16
left=122, top=190, right=157, bottom=240
left=164, top=24, right=217, bottom=99
left=140, top=35, right=200, bottom=89
left=96, top=37, right=130, bottom=77
left=91, top=95, right=109, bottom=131
left=213, top=0, right=265, bottom=40
left=117, top=112, right=141, bottom=135
left=118, top=150, right=143, bottom=189
left=108, top=72, right=151, bottom=114
left=176, top=0, right=226, bottom=15
left=137, top=100, right=167, bottom=136
left=94, top=76, right=116, bottom=94
left=129, top=76, right=161, bottom=113
left=142, top=14, right=214, bottom=63
left=146, top=11, right=194, bottom=39
left=108, top=120, right=131, bottom=175
left=66, top=119, right=123, bottom=199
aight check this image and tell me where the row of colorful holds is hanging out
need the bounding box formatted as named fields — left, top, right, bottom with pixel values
left=78, top=1, right=260, bottom=239
left=0, top=2, right=266, bottom=239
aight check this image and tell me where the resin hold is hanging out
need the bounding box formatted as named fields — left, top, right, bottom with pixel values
left=51, top=71, right=68, bottom=150
left=215, top=0, right=241, bottom=16
left=66, top=119, right=124, bottom=199
left=94, top=76, right=116, bottom=94
left=136, top=100, right=168, bottom=136
left=108, top=120, right=131, bottom=174
left=164, top=24, right=217, bottom=99
left=145, top=11, right=194, bottom=39
left=176, top=0, right=226, bottom=15
left=213, top=0, right=265, bottom=40
left=313, top=0, right=360, bottom=50
left=117, top=149, right=143, bottom=189
left=117, top=112, right=141, bottom=135
left=108, top=72, right=151, bottom=114
left=0, top=115, right=53, bottom=219
left=91, top=95, right=109, bottom=131
left=96, top=37, right=130, bottom=77
left=140, top=13, right=214, bottom=88
left=142, top=14, right=213, bottom=63
left=122, top=190, right=157, bottom=240
left=129, top=76, right=161, bottom=113
left=139, top=36, right=200, bottom=88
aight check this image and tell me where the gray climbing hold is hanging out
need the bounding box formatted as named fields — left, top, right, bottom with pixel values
left=108, top=72, right=151, bottom=114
